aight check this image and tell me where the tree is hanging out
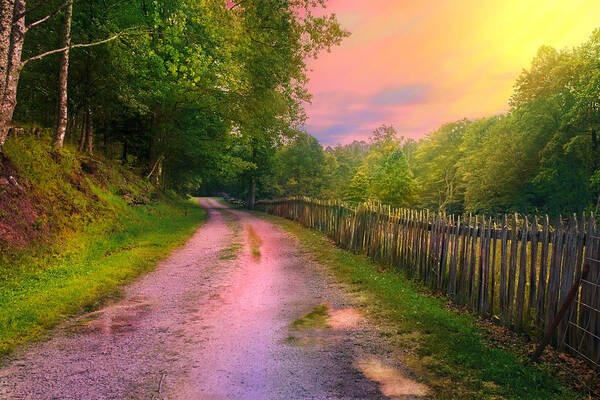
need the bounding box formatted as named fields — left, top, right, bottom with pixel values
left=54, top=0, right=73, bottom=147
left=271, top=131, right=327, bottom=197
left=0, top=0, right=130, bottom=152
left=413, top=120, right=468, bottom=213
left=340, top=125, right=416, bottom=206
left=344, top=169, right=368, bottom=203
left=369, top=148, right=415, bottom=207
left=225, top=0, right=347, bottom=208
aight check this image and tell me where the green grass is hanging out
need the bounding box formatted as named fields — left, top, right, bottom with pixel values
left=0, top=199, right=206, bottom=356
left=257, top=212, right=581, bottom=400
left=0, top=136, right=207, bottom=356
left=246, top=225, right=262, bottom=258
left=291, top=304, right=330, bottom=330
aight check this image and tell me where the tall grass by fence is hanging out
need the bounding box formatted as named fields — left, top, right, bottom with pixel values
left=256, top=197, right=600, bottom=368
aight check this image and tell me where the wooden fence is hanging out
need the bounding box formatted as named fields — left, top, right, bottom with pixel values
left=256, top=197, right=600, bottom=368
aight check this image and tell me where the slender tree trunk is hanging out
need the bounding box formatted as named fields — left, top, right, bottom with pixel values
left=54, top=0, right=73, bottom=147
left=0, top=0, right=25, bottom=151
left=247, top=143, right=257, bottom=209
left=79, top=110, right=87, bottom=151
left=248, top=175, right=256, bottom=209
left=85, top=107, right=93, bottom=154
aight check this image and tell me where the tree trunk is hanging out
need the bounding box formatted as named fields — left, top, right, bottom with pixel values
left=248, top=175, right=256, bottom=209
left=85, top=107, right=93, bottom=154
left=54, top=0, right=72, bottom=147
left=0, top=0, right=15, bottom=99
left=79, top=110, right=87, bottom=151
left=0, top=0, right=25, bottom=151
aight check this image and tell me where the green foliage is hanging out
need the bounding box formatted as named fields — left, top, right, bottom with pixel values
left=14, top=0, right=348, bottom=198
left=369, top=148, right=415, bottom=207
left=337, top=126, right=416, bottom=206
left=344, top=169, right=369, bottom=203
left=270, top=132, right=328, bottom=197
left=412, top=120, right=468, bottom=213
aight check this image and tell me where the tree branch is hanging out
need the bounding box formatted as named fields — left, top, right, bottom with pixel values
left=146, top=154, right=164, bottom=180
left=26, top=0, right=72, bottom=32
left=21, top=31, right=128, bottom=67
left=25, top=0, right=73, bottom=32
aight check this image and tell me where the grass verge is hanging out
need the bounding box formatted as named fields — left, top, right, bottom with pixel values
left=0, top=198, right=206, bottom=357
left=258, top=212, right=581, bottom=400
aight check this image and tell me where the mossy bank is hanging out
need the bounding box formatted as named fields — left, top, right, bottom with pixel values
left=0, top=135, right=206, bottom=356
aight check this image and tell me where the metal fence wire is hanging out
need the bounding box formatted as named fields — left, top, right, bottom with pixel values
left=562, top=233, right=600, bottom=369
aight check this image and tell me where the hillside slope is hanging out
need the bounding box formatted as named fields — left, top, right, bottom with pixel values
left=0, top=134, right=206, bottom=356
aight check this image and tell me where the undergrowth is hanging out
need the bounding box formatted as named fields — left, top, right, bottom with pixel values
left=0, top=136, right=206, bottom=356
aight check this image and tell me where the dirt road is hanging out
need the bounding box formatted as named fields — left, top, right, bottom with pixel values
left=0, top=198, right=427, bottom=399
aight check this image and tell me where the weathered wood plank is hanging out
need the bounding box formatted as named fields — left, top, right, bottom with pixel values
left=500, top=215, right=509, bottom=320
left=536, top=216, right=550, bottom=331
left=528, top=217, right=539, bottom=317
left=515, top=216, right=529, bottom=330
left=490, top=220, right=498, bottom=316
left=507, top=214, right=519, bottom=325
left=545, top=218, right=564, bottom=338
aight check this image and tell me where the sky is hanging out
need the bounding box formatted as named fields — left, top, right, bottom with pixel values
left=304, top=0, right=600, bottom=146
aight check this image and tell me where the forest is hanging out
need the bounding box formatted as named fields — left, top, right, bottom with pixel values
left=0, top=0, right=598, bottom=217
left=243, top=34, right=600, bottom=217
left=0, top=0, right=347, bottom=208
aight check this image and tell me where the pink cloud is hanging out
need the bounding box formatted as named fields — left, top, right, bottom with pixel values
left=305, top=0, right=600, bottom=145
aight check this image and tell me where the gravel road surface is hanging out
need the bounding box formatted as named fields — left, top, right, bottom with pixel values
left=0, top=198, right=427, bottom=399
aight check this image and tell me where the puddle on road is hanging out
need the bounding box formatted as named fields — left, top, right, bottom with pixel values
left=286, top=305, right=368, bottom=347
left=356, top=357, right=428, bottom=398
left=285, top=305, right=428, bottom=397
left=67, top=297, right=152, bottom=335
left=328, top=307, right=365, bottom=330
